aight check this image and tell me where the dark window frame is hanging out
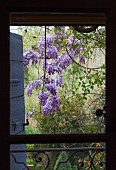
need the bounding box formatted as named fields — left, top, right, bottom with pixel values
left=0, top=1, right=116, bottom=169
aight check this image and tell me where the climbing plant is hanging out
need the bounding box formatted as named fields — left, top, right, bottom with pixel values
left=12, top=25, right=106, bottom=134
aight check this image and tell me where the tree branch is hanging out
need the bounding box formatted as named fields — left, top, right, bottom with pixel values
left=66, top=48, right=104, bottom=70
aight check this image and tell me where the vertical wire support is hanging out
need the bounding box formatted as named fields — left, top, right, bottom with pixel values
left=44, top=26, right=47, bottom=81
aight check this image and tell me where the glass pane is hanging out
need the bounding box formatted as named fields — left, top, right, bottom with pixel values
left=10, top=25, right=106, bottom=134
left=10, top=143, right=106, bottom=170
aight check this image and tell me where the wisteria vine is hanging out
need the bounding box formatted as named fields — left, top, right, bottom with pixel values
left=23, top=27, right=86, bottom=117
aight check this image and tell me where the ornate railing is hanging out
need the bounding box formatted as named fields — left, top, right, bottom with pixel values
left=10, top=147, right=105, bottom=170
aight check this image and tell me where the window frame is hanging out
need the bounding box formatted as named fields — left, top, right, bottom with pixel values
left=0, top=0, right=116, bottom=169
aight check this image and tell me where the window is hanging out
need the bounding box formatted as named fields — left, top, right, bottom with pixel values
left=0, top=1, right=116, bottom=169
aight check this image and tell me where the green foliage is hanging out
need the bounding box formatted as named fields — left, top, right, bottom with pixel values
left=10, top=25, right=106, bottom=169
left=19, top=25, right=106, bottom=134
left=25, top=125, right=39, bottom=134
left=36, top=94, right=85, bottom=133
left=26, top=154, right=44, bottom=170
left=72, top=165, right=77, bottom=170
left=54, top=151, right=72, bottom=170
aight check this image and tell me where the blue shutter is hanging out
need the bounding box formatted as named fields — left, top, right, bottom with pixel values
left=10, top=33, right=26, bottom=170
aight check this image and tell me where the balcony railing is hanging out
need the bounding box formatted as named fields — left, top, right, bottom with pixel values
left=10, top=146, right=105, bottom=170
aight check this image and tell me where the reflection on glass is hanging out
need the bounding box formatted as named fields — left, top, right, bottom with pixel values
left=10, top=26, right=106, bottom=134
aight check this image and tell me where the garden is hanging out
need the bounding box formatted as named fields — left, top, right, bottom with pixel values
left=11, top=25, right=106, bottom=169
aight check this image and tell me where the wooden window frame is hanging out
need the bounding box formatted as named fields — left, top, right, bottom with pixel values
left=0, top=0, right=116, bottom=169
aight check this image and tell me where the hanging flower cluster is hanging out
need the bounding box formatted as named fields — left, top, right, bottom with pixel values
left=24, top=31, right=85, bottom=116
left=23, top=50, right=40, bottom=68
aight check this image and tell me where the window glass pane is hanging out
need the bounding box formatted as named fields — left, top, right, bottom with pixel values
left=10, top=143, right=106, bottom=170
left=10, top=24, right=106, bottom=134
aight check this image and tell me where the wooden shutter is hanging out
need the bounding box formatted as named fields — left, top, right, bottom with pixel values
left=10, top=32, right=26, bottom=170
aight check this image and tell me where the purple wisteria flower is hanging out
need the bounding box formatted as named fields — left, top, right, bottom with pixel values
left=23, top=50, right=40, bottom=68
left=45, top=83, right=57, bottom=95
left=67, top=36, right=83, bottom=57
left=31, top=51, right=40, bottom=64
left=39, top=34, right=58, bottom=59
left=49, top=95, right=60, bottom=112
left=55, top=31, right=61, bottom=37
left=23, top=52, right=31, bottom=68
left=46, top=46, right=58, bottom=59
left=23, top=58, right=30, bottom=68
left=39, top=34, right=53, bottom=50
left=44, top=75, right=51, bottom=84
left=26, top=79, right=42, bottom=96
left=25, top=32, right=86, bottom=117
left=58, top=54, right=71, bottom=70
left=68, top=36, right=81, bottom=45
left=42, top=60, right=48, bottom=70
left=42, top=95, right=60, bottom=116
left=50, top=79, right=55, bottom=83
left=42, top=103, right=53, bottom=116
left=68, top=46, right=79, bottom=57
left=68, top=36, right=75, bottom=44
left=34, top=79, right=42, bottom=90
left=42, top=61, right=61, bottom=75
left=46, top=63, right=58, bottom=75
left=79, top=56, right=86, bottom=64
left=26, top=81, right=35, bottom=96
left=56, top=75, right=63, bottom=87
left=38, top=91, right=49, bottom=106
left=40, top=46, right=58, bottom=59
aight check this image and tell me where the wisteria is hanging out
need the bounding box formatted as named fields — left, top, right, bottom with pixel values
left=46, top=46, right=58, bottom=59
left=23, top=50, right=40, bottom=68
left=26, top=81, right=35, bottom=96
left=35, top=79, right=42, bottom=90
left=79, top=55, right=86, bottom=64
left=26, top=79, right=42, bottom=96
left=58, top=54, right=71, bottom=70
left=45, top=83, right=57, bottom=95
left=39, top=34, right=53, bottom=50
left=56, top=75, right=63, bottom=87
left=42, top=95, right=60, bottom=116
left=39, top=35, right=58, bottom=59
left=24, top=28, right=85, bottom=116
left=38, top=91, right=49, bottom=106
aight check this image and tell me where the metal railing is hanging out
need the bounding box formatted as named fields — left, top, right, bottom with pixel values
left=10, top=146, right=106, bottom=170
